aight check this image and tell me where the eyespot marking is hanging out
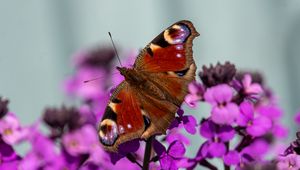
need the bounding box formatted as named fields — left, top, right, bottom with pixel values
left=164, top=24, right=191, bottom=45
left=99, top=119, right=119, bottom=146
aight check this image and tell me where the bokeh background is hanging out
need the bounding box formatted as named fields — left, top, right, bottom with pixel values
left=1, top=0, right=300, bottom=157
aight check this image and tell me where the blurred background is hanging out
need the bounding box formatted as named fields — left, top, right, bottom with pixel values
left=0, top=0, right=300, bottom=156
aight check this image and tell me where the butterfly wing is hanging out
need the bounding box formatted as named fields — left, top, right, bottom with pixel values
left=98, top=81, right=145, bottom=152
left=134, top=20, right=199, bottom=73
left=134, top=20, right=199, bottom=139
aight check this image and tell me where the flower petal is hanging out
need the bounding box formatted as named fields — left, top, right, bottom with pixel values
left=200, top=120, right=216, bottom=139
left=208, top=142, right=226, bottom=157
left=224, top=150, right=240, bottom=165
left=183, top=115, right=197, bottom=134
left=168, top=141, right=186, bottom=158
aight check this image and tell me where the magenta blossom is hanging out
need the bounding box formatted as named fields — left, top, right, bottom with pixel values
left=233, top=74, right=263, bottom=100
left=0, top=113, right=28, bottom=145
left=204, top=84, right=239, bottom=125
left=295, top=111, right=300, bottom=125
left=185, top=81, right=205, bottom=108
left=237, top=101, right=272, bottom=137
left=64, top=67, right=109, bottom=101
left=153, top=140, right=186, bottom=170
left=62, top=124, right=98, bottom=156
left=169, top=109, right=197, bottom=135
left=200, top=120, right=235, bottom=157
left=277, top=154, right=300, bottom=170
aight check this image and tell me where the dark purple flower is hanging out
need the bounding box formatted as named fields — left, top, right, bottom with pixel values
left=199, top=62, right=236, bottom=87
left=200, top=120, right=235, bottom=157
left=0, top=138, right=20, bottom=163
left=277, top=154, right=300, bottom=170
left=73, top=47, right=115, bottom=70
left=0, top=97, right=9, bottom=119
left=237, top=101, right=272, bottom=137
left=204, top=84, right=239, bottom=125
left=43, top=105, right=93, bottom=137
left=185, top=81, right=205, bottom=108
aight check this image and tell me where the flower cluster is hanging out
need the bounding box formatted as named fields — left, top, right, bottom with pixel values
left=0, top=45, right=298, bottom=170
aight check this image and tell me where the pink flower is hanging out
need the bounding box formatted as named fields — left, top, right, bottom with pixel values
left=277, top=154, right=300, bottom=170
left=185, top=81, right=205, bottom=108
left=204, top=84, right=239, bottom=125
left=0, top=113, right=28, bottom=145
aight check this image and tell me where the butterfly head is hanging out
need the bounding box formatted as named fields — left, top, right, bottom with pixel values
left=116, top=66, right=144, bottom=85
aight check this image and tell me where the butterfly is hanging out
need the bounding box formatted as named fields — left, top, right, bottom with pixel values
left=98, top=20, right=199, bottom=152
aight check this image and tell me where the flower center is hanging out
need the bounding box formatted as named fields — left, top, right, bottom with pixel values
left=69, top=140, right=78, bottom=148
left=3, top=128, right=13, bottom=135
left=247, top=120, right=253, bottom=126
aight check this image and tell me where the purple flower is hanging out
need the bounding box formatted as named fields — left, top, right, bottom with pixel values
left=64, top=67, right=109, bottom=101
left=233, top=74, right=263, bottom=100
left=0, top=138, right=20, bottom=163
left=62, top=124, right=98, bottom=156
left=257, top=104, right=282, bottom=121
left=154, top=140, right=186, bottom=170
left=224, top=150, right=240, bottom=165
left=169, top=109, right=197, bottom=135
left=19, top=131, right=59, bottom=169
left=272, top=123, right=289, bottom=138
left=200, top=120, right=235, bottom=157
left=185, top=81, right=205, bottom=108
left=241, top=74, right=263, bottom=96
left=109, top=139, right=140, bottom=164
left=237, top=101, right=272, bottom=137
left=166, top=129, right=190, bottom=146
left=241, top=139, right=269, bottom=162
left=294, top=111, right=300, bottom=125
left=204, top=84, right=239, bottom=125
left=223, top=139, right=269, bottom=168
left=277, top=154, right=300, bottom=170
left=0, top=113, right=28, bottom=145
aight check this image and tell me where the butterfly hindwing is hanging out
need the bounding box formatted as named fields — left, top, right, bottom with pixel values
left=98, top=82, right=145, bottom=152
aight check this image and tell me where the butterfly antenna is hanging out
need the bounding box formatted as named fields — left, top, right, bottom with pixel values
left=83, top=72, right=120, bottom=83
left=108, top=32, right=123, bottom=67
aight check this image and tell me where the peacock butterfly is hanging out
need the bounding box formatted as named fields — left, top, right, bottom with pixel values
left=98, top=20, right=199, bottom=152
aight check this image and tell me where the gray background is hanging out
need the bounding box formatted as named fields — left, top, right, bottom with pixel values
left=1, top=0, right=300, bottom=158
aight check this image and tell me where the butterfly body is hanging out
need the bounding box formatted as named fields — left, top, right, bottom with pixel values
left=98, top=20, right=199, bottom=152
